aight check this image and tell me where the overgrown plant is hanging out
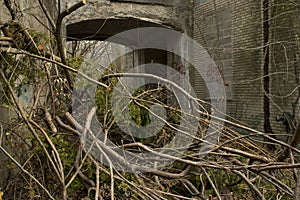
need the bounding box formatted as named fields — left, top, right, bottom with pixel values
left=0, top=0, right=300, bottom=200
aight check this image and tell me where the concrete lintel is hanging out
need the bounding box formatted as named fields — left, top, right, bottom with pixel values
left=110, top=0, right=179, bottom=6
left=66, top=17, right=175, bottom=42
left=65, top=1, right=181, bottom=31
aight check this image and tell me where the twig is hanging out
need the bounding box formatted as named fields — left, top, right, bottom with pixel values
left=259, top=171, right=294, bottom=195
left=84, top=107, right=115, bottom=200
left=55, top=0, right=87, bottom=86
left=201, top=167, right=222, bottom=200
left=0, top=145, right=55, bottom=199
left=55, top=116, right=79, bottom=135
left=44, top=108, right=58, bottom=133
left=295, top=171, right=300, bottom=200
left=7, top=50, right=109, bottom=89
left=0, top=36, right=13, bottom=42
left=29, top=119, right=64, bottom=181
left=95, top=164, right=100, bottom=200
left=4, top=0, right=16, bottom=20
left=232, top=170, right=265, bottom=200
left=220, top=146, right=272, bottom=162
left=231, top=158, right=293, bottom=195
left=73, top=147, right=95, bottom=187
left=0, top=70, right=62, bottom=182
left=0, top=125, right=3, bottom=146
left=29, top=83, right=44, bottom=120
left=256, top=163, right=300, bottom=171
left=37, top=0, right=56, bottom=30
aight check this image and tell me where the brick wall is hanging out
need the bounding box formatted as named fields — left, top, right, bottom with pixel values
left=193, top=0, right=233, bottom=99
left=268, top=0, right=300, bottom=135
left=193, top=0, right=265, bottom=132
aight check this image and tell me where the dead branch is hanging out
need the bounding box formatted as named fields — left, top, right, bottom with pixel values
left=201, top=167, right=222, bottom=200
left=55, top=116, right=79, bottom=135
left=55, top=0, right=87, bottom=87
left=74, top=147, right=95, bottom=187
left=5, top=50, right=109, bottom=89
left=278, top=114, right=300, bottom=161
left=0, top=36, right=13, bottom=42
left=232, top=170, right=265, bottom=200
left=0, top=145, right=55, bottom=199
left=44, top=108, right=58, bottom=133
left=3, top=0, right=16, bottom=20
left=0, top=70, right=62, bottom=179
left=37, top=0, right=56, bottom=30
left=295, top=171, right=300, bottom=200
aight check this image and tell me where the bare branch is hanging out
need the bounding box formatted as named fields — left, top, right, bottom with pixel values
left=0, top=145, right=55, bottom=200
left=55, top=0, right=87, bottom=86
left=3, top=0, right=16, bottom=20
left=37, top=0, right=56, bottom=30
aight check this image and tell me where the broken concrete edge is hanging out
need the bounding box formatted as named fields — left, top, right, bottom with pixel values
left=66, top=16, right=182, bottom=42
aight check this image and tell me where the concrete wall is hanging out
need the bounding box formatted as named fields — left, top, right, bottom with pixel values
left=0, top=0, right=56, bottom=31
left=66, top=0, right=178, bottom=28
left=0, top=0, right=55, bottom=192
left=65, top=0, right=193, bottom=40
left=110, top=0, right=179, bottom=6
left=0, top=0, right=54, bottom=120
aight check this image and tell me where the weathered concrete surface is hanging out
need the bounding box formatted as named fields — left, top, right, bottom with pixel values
left=110, top=0, right=179, bottom=6
left=67, top=17, right=168, bottom=41
left=66, top=0, right=193, bottom=40
left=0, top=0, right=56, bottom=32
left=0, top=0, right=55, bottom=193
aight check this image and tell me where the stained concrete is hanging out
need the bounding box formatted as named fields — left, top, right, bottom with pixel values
left=65, top=0, right=193, bottom=41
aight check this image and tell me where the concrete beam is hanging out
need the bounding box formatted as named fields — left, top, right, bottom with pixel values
left=110, top=0, right=179, bottom=6
left=67, top=17, right=172, bottom=41
left=65, top=0, right=183, bottom=31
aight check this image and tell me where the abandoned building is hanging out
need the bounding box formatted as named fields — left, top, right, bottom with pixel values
left=1, top=0, right=300, bottom=198
left=1, top=0, right=300, bottom=142
left=1, top=0, right=300, bottom=196
left=64, top=0, right=300, bottom=136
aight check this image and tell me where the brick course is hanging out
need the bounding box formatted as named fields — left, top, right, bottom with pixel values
left=193, top=0, right=265, bottom=131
